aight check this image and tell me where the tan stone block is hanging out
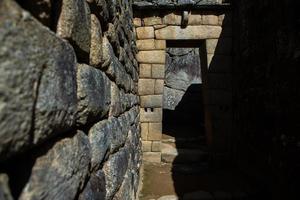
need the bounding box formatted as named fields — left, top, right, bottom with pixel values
left=139, top=64, right=152, bottom=78
left=148, top=122, right=162, bottom=140
left=141, top=122, right=149, bottom=140
left=154, top=24, right=168, bottom=29
left=143, top=16, right=162, bottom=26
left=202, top=15, right=219, bottom=25
left=142, top=141, right=152, bottom=152
left=152, top=64, right=165, bottom=78
left=138, top=79, right=155, bottom=95
left=136, top=26, right=154, bottom=39
left=155, top=26, right=222, bottom=40
left=218, top=14, right=225, bottom=26
left=140, top=108, right=162, bottom=122
left=143, top=152, right=161, bottom=163
left=140, top=95, right=163, bottom=108
left=133, top=18, right=142, bottom=27
left=188, top=13, right=202, bottom=25
left=163, top=12, right=181, bottom=25
left=136, top=39, right=156, bottom=50
left=155, top=79, right=164, bottom=94
left=136, top=51, right=166, bottom=64
left=152, top=141, right=161, bottom=152
left=155, top=40, right=166, bottom=49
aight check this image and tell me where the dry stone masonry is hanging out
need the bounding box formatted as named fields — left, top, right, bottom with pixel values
left=135, top=6, right=232, bottom=163
left=0, top=0, right=141, bottom=199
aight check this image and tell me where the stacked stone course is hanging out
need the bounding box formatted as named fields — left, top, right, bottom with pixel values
left=0, top=0, right=141, bottom=199
left=135, top=10, right=232, bottom=163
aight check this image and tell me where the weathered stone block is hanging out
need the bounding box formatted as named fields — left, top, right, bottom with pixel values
left=0, top=174, right=13, bottom=200
left=136, top=27, right=154, bottom=39
left=188, top=12, right=202, bottom=25
left=163, top=12, right=182, bottom=25
left=155, top=79, right=165, bottom=94
left=140, top=95, right=163, bottom=108
left=90, top=14, right=102, bottom=67
left=138, top=79, right=155, bottom=95
left=142, top=141, right=152, bottom=152
left=78, top=171, right=106, bottom=200
left=141, top=123, right=149, bottom=140
left=152, top=141, right=161, bottom=152
left=57, top=0, right=91, bottom=61
left=139, top=64, right=152, bottom=78
left=152, top=64, right=165, bottom=78
left=148, top=122, right=162, bottom=140
left=133, top=18, right=142, bottom=27
left=155, top=26, right=222, bottom=40
left=77, top=64, right=111, bottom=125
left=143, top=16, right=162, bottom=26
left=19, top=131, right=91, bottom=200
left=0, top=0, right=77, bottom=160
left=140, top=108, right=162, bottom=122
left=136, top=51, right=166, bottom=64
left=143, top=152, right=161, bottom=163
left=202, top=14, right=219, bottom=25
left=136, top=39, right=166, bottom=50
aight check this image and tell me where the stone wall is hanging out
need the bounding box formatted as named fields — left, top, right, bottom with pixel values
left=234, top=0, right=300, bottom=198
left=135, top=9, right=232, bottom=163
left=0, top=0, right=141, bottom=199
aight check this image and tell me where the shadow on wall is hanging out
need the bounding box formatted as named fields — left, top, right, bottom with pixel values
left=162, top=11, right=273, bottom=199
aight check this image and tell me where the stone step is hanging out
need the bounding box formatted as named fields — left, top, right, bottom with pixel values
left=161, top=143, right=209, bottom=164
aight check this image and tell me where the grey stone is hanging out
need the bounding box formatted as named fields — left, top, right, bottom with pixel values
left=103, top=147, right=130, bottom=199
left=113, top=170, right=134, bottom=200
left=89, top=120, right=111, bottom=170
left=90, top=14, right=103, bottom=67
left=0, top=0, right=77, bottom=160
left=77, top=64, right=111, bottom=125
left=163, top=87, right=185, bottom=110
left=0, top=174, right=13, bottom=200
left=78, top=170, right=106, bottom=200
left=109, top=117, right=128, bottom=153
left=57, top=0, right=91, bottom=61
left=19, top=131, right=91, bottom=200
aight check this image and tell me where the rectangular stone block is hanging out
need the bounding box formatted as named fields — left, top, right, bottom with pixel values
left=155, top=40, right=166, bottom=49
left=152, top=141, right=161, bottom=152
left=141, top=122, right=149, bottom=140
left=151, top=64, right=165, bottom=78
left=139, top=64, right=151, bottom=78
left=207, top=54, right=232, bottom=73
left=188, top=12, right=202, bottom=25
left=136, top=27, right=154, bottom=39
left=143, top=152, right=161, bottom=163
left=155, top=26, right=222, bottom=40
left=136, top=39, right=166, bottom=50
left=143, top=16, right=162, bottom=26
left=136, top=51, right=166, bottom=64
left=138, top=79, right=155, bottom=95
left=140, top=95, right=163, bottom=108
left=133, top=18, right=142, bottom=27
left=163, top=12, right=181, bottom=25
left=155, top=79, right=164, bottom=94
left=142, top=141, right=152, bottom=152
left=206, top=38, right=232, bottom=55
left=202, top=15, right=219, bottom=25
left=148, top=122, right=162, bottom=140
left=140, top=108, right=162, bottom=122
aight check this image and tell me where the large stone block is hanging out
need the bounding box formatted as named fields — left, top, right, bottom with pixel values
left=140, top=95, right=163, bottom=108
left=0, top=0, right=77, bottom=160
left=56, top=0, right=91, bottom=61
left=152, top=64, right=165, bottom=78
left=139, top=64, right=152, bottom=78
left=19, top=131, right=91, bottom=200
left=142, top=141, right=152, bottom=152
left=136, top=27, right=154, bottom=39
left=77, top=64, right=111, bottom=125
left=143, top=16, right=162, bottom=26
left=133, top=18, right=142, bottom=27
left=155, top=26, right=222, bottom=40
left=152, top=141, right=161, bottom=152
left=141, top=123, right=149, bottom=140
left=136, top=39, right=166, bottom=50
left=90, top=14, right=102, bottom=67
left=188, top=12, right=202, bottom=25
left=136, top=51, right=166, bottom=64
left=143, top=152, right=161, bottom=163
left=0, top=174, right=13, bottom=200
left=148, top=123, right=162, bottom=140
left=140, top=108, right=162, bottom=122
left=138, top=79, right=155, bottom=95
left=78, top=171, right=106, bottom=200
left=202, top=14, right=219, bottom=25
left=163, top=12, right=182, bottom=25
left=155, top=79, right=165, bottom=94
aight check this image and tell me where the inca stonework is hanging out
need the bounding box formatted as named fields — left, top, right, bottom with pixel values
left=0, top=0, right=140, bottom=199
left=135, top=8, right=232, bottom=162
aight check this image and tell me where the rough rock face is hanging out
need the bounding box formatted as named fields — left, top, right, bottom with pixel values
left=0, top=0, right=141, bottom=199
left=164, top=48, right=201, bottom=110
left=0, top=0, right=77, bottom=160
left=134, top=0, right=224, bottom=7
